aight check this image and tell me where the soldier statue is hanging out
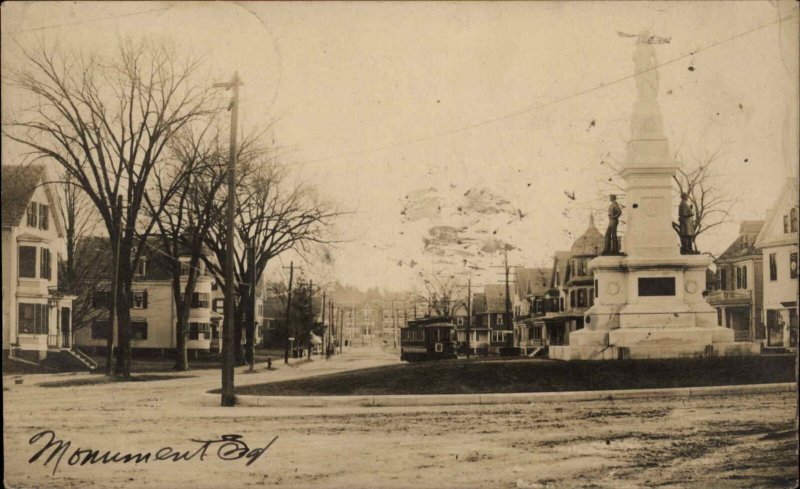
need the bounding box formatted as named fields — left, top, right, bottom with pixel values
left=678, top=192, right=698, bottom=254
left=602, top=194, right=623, bottom=255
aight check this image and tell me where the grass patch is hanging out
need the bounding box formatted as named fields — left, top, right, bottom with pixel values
left=39, top=374, right=195, bottom=388
left=231, top=355, right=796, bottom=396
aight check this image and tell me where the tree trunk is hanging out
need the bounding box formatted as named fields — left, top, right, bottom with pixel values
left=244, top=298, right=255, bottom=366
left=233, top=295, right=245, bottom=365
left=115, top=277, right=132, bottom=378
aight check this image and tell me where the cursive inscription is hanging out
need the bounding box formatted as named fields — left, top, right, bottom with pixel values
left=28, top=430, right=278, bottom=476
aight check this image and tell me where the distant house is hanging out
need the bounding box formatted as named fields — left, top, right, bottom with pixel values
left=755, top=178, right=799, bottom=350
left=466, top=292, right=490, bottom=355
left=533, top=215, right=602, bottom=349
left=707, top=220, right=765, bottom=343
left=474, top=284, right=514, bottom=354
left=2, top=165, right=77, bottom=363
left=74, top=238, right=221, bottom=354
left=512, top=267, right=552, bottom=354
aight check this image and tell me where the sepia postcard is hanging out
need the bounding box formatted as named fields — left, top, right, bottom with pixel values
left=2, top=1, right=798, bottom=488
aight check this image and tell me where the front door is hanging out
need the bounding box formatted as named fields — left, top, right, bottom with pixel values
left=766, top=310, right=784, bottom=347
left=61, top=307, right=71, bottom=348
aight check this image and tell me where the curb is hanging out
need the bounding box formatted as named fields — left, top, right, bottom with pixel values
left=206, top=382, right=797, bottom=408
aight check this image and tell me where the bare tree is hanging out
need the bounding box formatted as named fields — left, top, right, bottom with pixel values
left=671, top=145, right=737, bottom=252
left=56, top=172, right=107, bottom=334
left=147, top=123, right=227, bottom=371
left=414, top=270, right=463, bottom=317
left=204, top=147, right=342, bottom=365
left=4, top=39, right=216, bottom=377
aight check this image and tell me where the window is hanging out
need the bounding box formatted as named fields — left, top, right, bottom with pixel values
left=577, top=289, right=586, bottom=308
left=40, top=248, right=51, bottom=280
left=791, top=252, right=798, bottom=279
left=570, top=290, right=576, bottom=308
left=456, top=317, right=464, bottom=325
left=135, top=258, right=147, bottom=277
left=92, top=320, right=110, bottom=339
left=792, top=208, right=798, bottom=233
left=131, top=321, right=148, bottom=340
left=189, top=322, right=211, bottom=340
left=721, top=268, right=728, bottom=290
left=594, top=280, right=598, bottom=298
left=588, top=289, right=594, bottom=307
left=180, top=262, right=191, bottom=276
left=213, top=298, right=224, bottom=313
left=18, top=303, right=48, bottom=334
left=496, top=314, right=503, bottom=325
left=559, top=297, right=564, bottom=312
left=38, top=203, right=49, bottom=230
left=736, top=267, right=742, bottom=289
left=742, top=266, right=748, bottom=289
left=191, top=292, right=210, bottom=308
left=19, top=246, right=37, bottom=278
left=27, top=202, right=38, bottom=227
left=132, top=290, right=148, bottom=309
left=769, top=253, right=777, bottom=281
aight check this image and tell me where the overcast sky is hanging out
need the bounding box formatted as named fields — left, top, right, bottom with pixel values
left=2, top=1, right=798, bottom=292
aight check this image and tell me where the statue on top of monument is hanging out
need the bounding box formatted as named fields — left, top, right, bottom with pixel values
left=678, top=192, right=699, bottom=254
left=618, top=30, right=671, bottom=102
left=602, top=194, right=623, bottom=255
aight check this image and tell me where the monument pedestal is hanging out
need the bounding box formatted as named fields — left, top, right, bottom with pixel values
left=549, top=254, right=761, bottom=360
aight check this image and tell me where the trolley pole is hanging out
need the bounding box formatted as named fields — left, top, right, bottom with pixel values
left=283, top=261, right=294, bottom=364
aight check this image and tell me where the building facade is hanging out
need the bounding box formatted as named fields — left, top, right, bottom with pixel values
left=755, top=179, right=799, bottom=349
left=708, top=221, right=765, bottom=343
left=2, top=165, right=77, bottom=362
left=75, top=240, right=220, bottom=354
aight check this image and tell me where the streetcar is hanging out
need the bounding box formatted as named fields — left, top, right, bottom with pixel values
left=399, top=317, right=457, bottom=362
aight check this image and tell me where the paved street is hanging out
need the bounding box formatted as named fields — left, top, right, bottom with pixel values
left=3, top=346, right=797, bottom=489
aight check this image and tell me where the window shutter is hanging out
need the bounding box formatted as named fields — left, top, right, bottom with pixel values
left=143, top=290, right=149, bottom=309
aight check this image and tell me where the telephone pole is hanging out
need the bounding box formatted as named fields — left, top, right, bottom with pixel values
left=214, top=71, right=242, bottom=407
left=321, top=290, right=326, bottom=358
left=283, top=261, right=294, bottom=364
left=106, top=195, right=123, bottom=376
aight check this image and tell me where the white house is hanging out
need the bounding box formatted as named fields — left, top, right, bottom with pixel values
left=755, top=178, right=799, bottom=349
left=74, top=239, right=222, bottom=354
left=2, top=165, right=76, bottom=361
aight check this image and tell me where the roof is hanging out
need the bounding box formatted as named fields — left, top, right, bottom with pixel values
left=570, top=213, right=603, bottom=256
left=755, top=178, right=799, bottom=249
left=718, top=220, right=764, bottom=261
left=1, top=165, right=46, bottom=227
left=551, top=251, right=571, bottom=288
left=472, top=293, right=487, bottom=314
left=483, top=284, right=511, bottom=313
left=515, top=267, right=552, bottom=299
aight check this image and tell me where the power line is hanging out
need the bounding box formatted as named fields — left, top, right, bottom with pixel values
left=287, top=9, right=798, bottom=167
left=2, top=7, right=173, bottom=36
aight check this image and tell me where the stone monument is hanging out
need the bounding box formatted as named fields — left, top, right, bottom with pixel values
left=549, top=31, right=760, bottom=360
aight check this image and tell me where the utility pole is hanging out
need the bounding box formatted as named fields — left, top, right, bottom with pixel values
left=106, top=195, right=123, bottom=376
left=308, top=279, right=313, bottom=359
left=283, top=261, right=294, bottom=364
left=214, top=71, right=242, bottom=407
left=321, top=289, right=326, bottom=358
left=504, top=249, right=512, bottom=331
left=466, top=278, right=472, bottom=359
left=247, top=242, right=257, bottom=372
left=392, top=300, right=397, bottom=349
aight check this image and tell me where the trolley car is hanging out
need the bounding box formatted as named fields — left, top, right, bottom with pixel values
left=400, top=317, right=457, bottom=362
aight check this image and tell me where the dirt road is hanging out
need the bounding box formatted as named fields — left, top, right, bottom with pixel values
left=3, top=346, right=797, bottom=489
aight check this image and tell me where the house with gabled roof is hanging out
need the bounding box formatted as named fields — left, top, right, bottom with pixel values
left=707, top=220, right=765, bottom=343
left=2, top=165, right=84, bottom=366
left=512, top=267, right=552, bottom=354
left=755, top=178, right=799, bottom=350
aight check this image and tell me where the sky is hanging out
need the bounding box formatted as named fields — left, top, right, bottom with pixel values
left=2, top=1, right=798, bottom=293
